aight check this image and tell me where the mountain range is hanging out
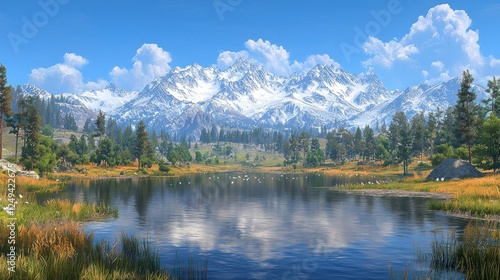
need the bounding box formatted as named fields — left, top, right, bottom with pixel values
left=18, top=58, right=489, bottom=137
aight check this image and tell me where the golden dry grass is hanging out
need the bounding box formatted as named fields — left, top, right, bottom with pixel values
left=432, top=175, right=500, bottom=199
left=0, top=173, right=62, bottom=194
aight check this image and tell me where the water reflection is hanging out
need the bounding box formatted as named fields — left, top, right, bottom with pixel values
left=48, top=173, right=468, bottom=279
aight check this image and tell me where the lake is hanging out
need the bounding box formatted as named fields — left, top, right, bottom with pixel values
left=45, top=173, right=468, bottom=279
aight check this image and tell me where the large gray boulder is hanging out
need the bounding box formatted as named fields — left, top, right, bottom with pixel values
left=0, top=159, right=22, bottom=172
left=425, top=158, right=484, bottom=181
left=0, top=159, right=40, bottom=179
left=18, top=171, right=40, bottom=180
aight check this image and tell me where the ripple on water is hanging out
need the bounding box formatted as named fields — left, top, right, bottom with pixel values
left=62, top=174, right=468, bottom=279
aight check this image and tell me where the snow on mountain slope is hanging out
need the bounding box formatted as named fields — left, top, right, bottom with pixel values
left=18, top=58, right=490, bottom=136
left=68, top=83, right=139, bottom=113
left=111, top=58, right=391, bottom=132
left=20, top=84, right=96, bottom=126
left=348, top=77, right=488, bottom=128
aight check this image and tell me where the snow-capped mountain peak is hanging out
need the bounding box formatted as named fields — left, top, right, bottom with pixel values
left=18, top=60, right=488, bottom=137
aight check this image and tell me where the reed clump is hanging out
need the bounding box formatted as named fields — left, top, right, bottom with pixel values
left=9, top=175, right=62, bottom=193
left=0, top=222, right=173, bottom=279
left=423, top=221, right=500, bottom=280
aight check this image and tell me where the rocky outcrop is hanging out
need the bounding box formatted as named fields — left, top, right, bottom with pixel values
left=0, top=159, right=40, bottom=179
left=0, top=159, right=22, bottom=172
left=425, top=158, right=484, bottom=181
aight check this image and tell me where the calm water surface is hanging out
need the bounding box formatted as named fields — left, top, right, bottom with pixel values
left=45, top=173, right=468, bottom=279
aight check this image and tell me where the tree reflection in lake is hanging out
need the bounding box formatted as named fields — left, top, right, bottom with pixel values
left=43, top=173, right=468, bottom=279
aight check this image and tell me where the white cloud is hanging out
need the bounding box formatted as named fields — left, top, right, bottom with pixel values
left=244, top=39, right=292, bottom=75
left=363, top=37, right=418, bottom=68
left=218, top=39, right=339, bottom=75
left=63, top=53, right=88, bottom=68
left=29, top=44, right=172, bottom=93
left=28, top=53, right=106, bottom=94
left=431, top=61, right=444, bottom=71
left=293, top=54, right=340, bottom=72
left=490, top=56, right=500, bottom=68
left=217, top=50, right=249, bottom=69
left=362, top=4, right=500, bottom=87
left=110, top=43, right=172, bottom=91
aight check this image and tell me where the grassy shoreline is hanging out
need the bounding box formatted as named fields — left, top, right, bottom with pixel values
left=3, top=158, right=499, bottom=278
left=0, top=175, right=183, bottom=279
left=51, top=159, right=500, bottom=219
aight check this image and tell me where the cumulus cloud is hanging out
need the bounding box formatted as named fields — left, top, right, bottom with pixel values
left=431, top=61, right=444, bottom=71
left=110, top=43, right=172, bottom=91
left=490, top=56, right=500, bottom=68
left=362, top=4, right=500, bottom=87
left=217, top=39, right=339, bottom=76
left=217, top=50, right=249, bottom=69
left=63, top=53, right=88, bottom=68
left=29, top=53, right=107, bottom=94
left=363, top=38, right=418, bottom=67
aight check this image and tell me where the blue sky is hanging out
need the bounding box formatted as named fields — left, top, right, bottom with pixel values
left=1, top=0, right=500, bottom=93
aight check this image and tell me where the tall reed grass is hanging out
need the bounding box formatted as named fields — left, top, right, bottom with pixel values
left=1, top=198, right=118, bottom=224
left=407, top=221, right=500, bottom=280
left=0, top=223, right=175, bottom=279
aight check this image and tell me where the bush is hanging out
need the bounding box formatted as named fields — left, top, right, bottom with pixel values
left=432, top=144, right=458, bottom=166
left=158, top=162, right=170, bottom=173
left=431, top=153, right=448, bottom=166
left=456, top=145, right=469, bottom=160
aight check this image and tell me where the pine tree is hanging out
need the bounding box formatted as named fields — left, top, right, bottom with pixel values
left=453, top=70, right=480, bottom=163
left=20, top=97, right=41, bottom=170
left=63, top=113, right=78, bottom=131
left=298, top=132, right=310, bottom=161
left=475, top=114, right=500, bottom=172
left=79, top=135, right=89, bottom=158
left=83, top=118, right=93, bottom=134
left=363, top=125, right=375, bottom=161
left=135, top=120, right=150, bottom=169
left=122, top=124, right=135, bottom=152
left=354, top=127, right=364, bottom=160
left=7, top=114, right=21, bottom=163
left=94, top=110, right=106, bottom=145
left=390, top=111, right=413, bottom=174
left=210, top=124, right=218, bottom=143
left=396, top=115, right=413, bottom=175
left=485, top=77, right=500, bottom=116
left=0, top=64, right=13, bottom=159
left=411, top=111, right=427, bottom=163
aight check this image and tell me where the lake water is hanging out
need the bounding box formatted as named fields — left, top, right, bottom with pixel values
left=46, top=173, right=469, bottom=279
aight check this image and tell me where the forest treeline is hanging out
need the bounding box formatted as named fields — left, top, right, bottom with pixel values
left=1, top=65, right=499, bottom=176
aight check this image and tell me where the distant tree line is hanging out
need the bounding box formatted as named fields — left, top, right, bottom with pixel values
left=325, top=70, right=500, bottom=173
left=199, top=70, right=500, bottom=173
left=1, top=64, right=499, bottom=175
left=10, top=87, right=79, bottom=131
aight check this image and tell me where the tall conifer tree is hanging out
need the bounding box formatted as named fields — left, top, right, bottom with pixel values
left=453, top=70, right=480, bottom=163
